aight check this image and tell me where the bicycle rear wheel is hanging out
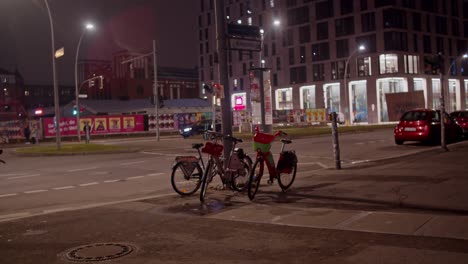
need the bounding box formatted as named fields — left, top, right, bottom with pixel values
left=277, top=154, right=297, bottom=191
left=171, top=161, right=202, bottom=195
left=199, top=159, right=214, bottom=202
left=247, top=158, right=263, bottom=200
left=231, top=159, right=250, bottom=192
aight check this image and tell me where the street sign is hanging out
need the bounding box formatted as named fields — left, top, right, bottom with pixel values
left=227, top=24, right=261, bottom=39
left=228, top=38, right=261, bottom=51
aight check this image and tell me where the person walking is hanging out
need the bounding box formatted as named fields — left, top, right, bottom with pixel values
left=23, top=123, right=31, bottom=144
left=83, top=122, right=92, bottom=144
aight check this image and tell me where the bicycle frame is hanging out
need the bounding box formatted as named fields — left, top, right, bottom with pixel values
left=254, top=140, right=288, bottom=181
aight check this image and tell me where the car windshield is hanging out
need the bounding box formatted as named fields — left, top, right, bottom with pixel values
left=401, top=111, right=429, bottom=121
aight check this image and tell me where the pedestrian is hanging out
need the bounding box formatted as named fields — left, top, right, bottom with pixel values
left=23, top=123, right=31, bottom=144
left=83, top=122, right=92, bottom=144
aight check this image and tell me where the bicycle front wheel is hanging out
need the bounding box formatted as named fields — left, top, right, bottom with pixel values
left=200, top=159, right=214, bottom=202
left=171, top=161, right=202, bottom=196
left=231, top=159, right=250, bottom=192
left=247, top=158, right=263, bottom=200
left=277, top=155, right=297, bottom=191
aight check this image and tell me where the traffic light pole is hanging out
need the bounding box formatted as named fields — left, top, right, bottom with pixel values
left=215, top=0, right=232, bottom=158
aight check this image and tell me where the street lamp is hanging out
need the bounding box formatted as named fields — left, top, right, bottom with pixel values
left=440, top=52, right=468, bottom=150
left=43, top=0, right=61, bottom=149
left=259, top=20, right=280, bottom=67
left=75, top=23, right=95, bottom=142
left=343, top=44, right=366, bottom=125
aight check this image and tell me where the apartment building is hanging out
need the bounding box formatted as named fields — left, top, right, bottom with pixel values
left=198, top=0, right=468, bottom=124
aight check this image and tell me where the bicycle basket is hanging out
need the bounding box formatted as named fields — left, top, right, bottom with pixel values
left=201, top=142, right=223, bottom=157
left=253, top=132, right=275, bottom=152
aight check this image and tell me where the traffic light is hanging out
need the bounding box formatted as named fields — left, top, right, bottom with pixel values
left=72, top=106, right=78, bottom=116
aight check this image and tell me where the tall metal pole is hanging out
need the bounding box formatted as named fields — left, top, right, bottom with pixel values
left=44, top=0, right=61, bottom=149
left=153, top=40, right=160, bottom=142
left=75, top=30, right=85, bottom=142
left=440, top=70, right=448, bottom=151
left=214, top=0, right=232, bottom=158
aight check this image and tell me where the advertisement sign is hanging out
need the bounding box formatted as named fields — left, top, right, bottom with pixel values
left=263, top=70, right=273, bottom=125
left=43, top=115, right=144, bottom=138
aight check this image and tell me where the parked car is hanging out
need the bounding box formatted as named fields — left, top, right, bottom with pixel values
left=179, top=120, right=221, bottom=138
left=450, top=110, right=468, bottom=137
left=394, top=109, right=463, bottom=145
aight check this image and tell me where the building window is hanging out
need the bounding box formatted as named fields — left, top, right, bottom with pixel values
left=361, top=0, right=368, bottom=10
left=331, top=61, right=346, bottom=80
left=412, top=13, right=421, bottom=31
left=273, top=73, right=278, bottom=87
left=383, top=9, right=407, bottom=29
left=375, top=0, right=396, bottom=8
left=432, top=79, right=441, bottom=109
left=323, top=83, right=341, bottom=115
left=384, top=31, right=408, bottom=51
left=298, top=25, right=310, bottom=43
left=341, top=0, right=353, bottom=14
left=357, top=57, right=372, bottom=76
left=276, top=57, right=281, bottom=70
left=316, top=0, right=334, bottom=20
left=300, top=46, right=306, bottom=63
left=287, top=6, right=309, bottom=26
left=289, top=48, right=295, bottom=65
left=335, top=16, right=354, bottom=37
left=311, top=42, right=330, bottom=61
left=136, top=85, right=144, bottom=96
left=317, top=22, right=328, bottom=40
left=336, top=39, right=349, bottom=58
left=290, top=66, right=307, bottom=84
left=435, top=16, right=447, bottom=35
left=361, top=12, right=375, bottom=32
left=452, top=19, right=460, bottom=36
left=379, top=54, right=399, bottom=74
left=243, top=63, right=247, bottom=75
left=356, top=34, right=377, bottom=53
left=312, top=64, right=325, bottom=81
left=402, top=0, right=416, bottom=8
left=423, top=35, right=432, bottom=53
left=404, top=55, right=419, bottom=74
left=275, top=88, right=293, bottom=110
left=300, top=85, right=316, bottom=109
left=424, top=55, right=443, bottom=75
left=436, top=37, right=444, bottom=54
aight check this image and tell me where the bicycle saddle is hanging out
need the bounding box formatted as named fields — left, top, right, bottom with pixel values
left=192, top=143, right=204, bottom=149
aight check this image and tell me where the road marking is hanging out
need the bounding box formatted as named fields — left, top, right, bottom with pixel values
left=146, top=173, right=165, bottom=177
left=121, top=160, right=146, bottom=166
left=103, top=179, right=120, bottom=183
left=351, top=160, right=370, bottom=164
left=0, top=173, right=23, bottom=178
left=334, top=212, right=373, bottom=229
left=53, top=186, right=75, bottom=190
left=24, top=189, right=48, bottom=194
left=141, top=151, right=178, bottom=157
left=355, top=142, right=365, bottom=145
left=7, top=174, right=40, bottom=180
left=68, top=167, right=98, bottom=172
left=127, top=176, right=145, bottom=180
left=0, top=193, right=17, bottom=198
left=79, top=182, right=99, bottom=187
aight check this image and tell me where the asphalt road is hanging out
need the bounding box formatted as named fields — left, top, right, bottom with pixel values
left=0, top=127, right=449, bottom=220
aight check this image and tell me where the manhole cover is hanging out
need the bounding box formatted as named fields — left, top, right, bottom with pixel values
left=65, top=243, right=134, bottom=262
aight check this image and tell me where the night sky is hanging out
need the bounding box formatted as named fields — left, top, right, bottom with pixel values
left=0, top=0, right=199, bottom=85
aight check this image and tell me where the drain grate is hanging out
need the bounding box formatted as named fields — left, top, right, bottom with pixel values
left=65, top=243, right=134, bottom=262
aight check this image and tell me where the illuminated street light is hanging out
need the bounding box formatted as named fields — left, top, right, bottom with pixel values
left=75, top=22, right=95, bottom=142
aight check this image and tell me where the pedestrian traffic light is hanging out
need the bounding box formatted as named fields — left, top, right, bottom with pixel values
left=72, top=106, right=78, bottom=116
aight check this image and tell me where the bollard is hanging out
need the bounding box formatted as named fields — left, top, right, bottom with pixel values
left=331, top=112, right=341, bottom=170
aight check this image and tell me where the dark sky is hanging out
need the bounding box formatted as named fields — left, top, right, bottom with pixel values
left=0, top=0, right=199, bottom=85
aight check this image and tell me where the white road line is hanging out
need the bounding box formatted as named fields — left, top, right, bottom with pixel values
left=355, top=142, right=365, bottom=145
left=127, top=176, right=145, bottom=180
left=146, top=173, right=165, bottom=177
left=68, top=167, right=98, bottom=172
left=141, top=151, right=178, bottom=157
left=120, top=160, right=146, bottom=166
left=0, top=193, right=17, bottom=198
left=79, top=182, right=99, bottom=187
left=103, top=179, right=120, bottom=183
left=24, top=189, right=48, bottom=194
left=53, top=186, right=75, bottom=190
left=0, top=173, right=23, bottom=178
left=7, top=174, right=40, bottom=180
left=351, top=160, right=370, bottom=164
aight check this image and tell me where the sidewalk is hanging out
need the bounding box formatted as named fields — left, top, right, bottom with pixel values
left=1, top=141, right=468, bottom=263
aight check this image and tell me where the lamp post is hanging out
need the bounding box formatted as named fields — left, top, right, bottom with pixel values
left=43, top=0, right=61, bottom=150
left=440, top=53, right=468, bottom=150
left=259, top=20, right=280, bottom=68
left=75, top=23, right=94, bottom=142
left=343, top=44, right=366, bottom=125
left=120, top=40, right=159, bottom=141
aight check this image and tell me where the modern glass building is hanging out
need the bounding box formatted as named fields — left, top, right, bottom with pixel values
left=198, top=0, right=468, bottom=124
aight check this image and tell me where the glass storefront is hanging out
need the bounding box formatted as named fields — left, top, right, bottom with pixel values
left=447, top=79, right=460, bottom=113
left=432, top=79, right=441, bottom=110
left=349, top=80, right=368, bottom=123
left=275, top=87, right=293, bottom=110
left=413, top=78, right=427, bottom=108
left=323, top=83, right=341, bottom=115
left=300, top=85, right=316, bottom=109
left=377, top=78, right=408, bottom=122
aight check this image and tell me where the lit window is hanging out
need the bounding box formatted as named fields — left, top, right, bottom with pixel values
left=379, top=54, right=398, bottom=74
left=275, top=88, right=293, bottom=110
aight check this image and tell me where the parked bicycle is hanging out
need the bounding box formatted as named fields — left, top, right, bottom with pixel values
left=171, top=143, right=205, bottom=195
left=247, top=127, right=298, bottom=200
left=199, top=131, right=252, bottom=202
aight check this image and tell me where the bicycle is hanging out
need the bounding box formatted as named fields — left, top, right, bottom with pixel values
left=171, top=143, right=205, bottom=195
left=247, top=127, right=298, bottom=200
left=199, top=131, right=252, bottom=202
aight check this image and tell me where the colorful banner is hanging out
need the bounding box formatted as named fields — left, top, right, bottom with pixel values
left=43, top=115, right=145, bottom=138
